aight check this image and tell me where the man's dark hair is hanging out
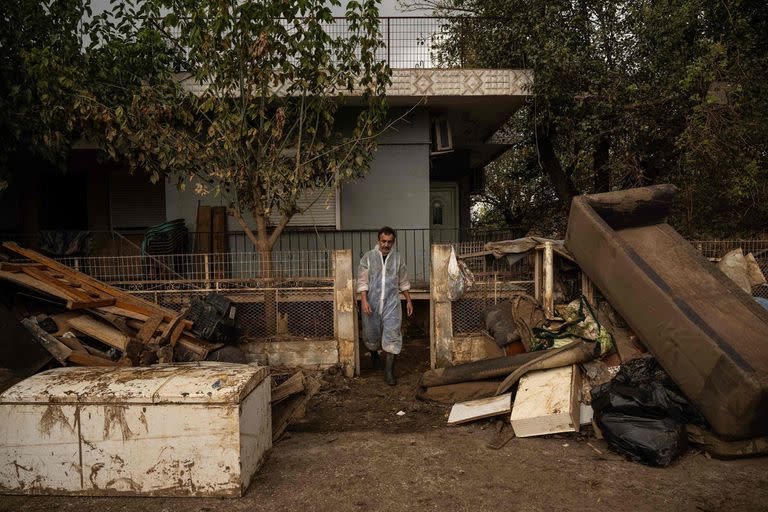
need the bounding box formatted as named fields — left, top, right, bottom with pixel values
left=378, top=226, right=396, bottom=239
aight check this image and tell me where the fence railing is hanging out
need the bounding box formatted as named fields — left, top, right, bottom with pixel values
left=56, top=250, right=334, bottom=292
left=164, top=16, right=510, bottom=70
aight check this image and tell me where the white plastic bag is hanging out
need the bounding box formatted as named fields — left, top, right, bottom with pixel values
left=447, top=247, right=474, bottom=301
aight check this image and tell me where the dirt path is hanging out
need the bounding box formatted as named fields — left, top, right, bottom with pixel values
left=3, top=337, right=768, bottom=511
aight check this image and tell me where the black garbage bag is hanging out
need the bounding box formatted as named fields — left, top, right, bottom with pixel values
left=591, top=357, right=705, bottom=467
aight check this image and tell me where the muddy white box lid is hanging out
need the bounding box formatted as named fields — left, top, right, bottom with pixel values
left=0, top=362, right=269, bottom=405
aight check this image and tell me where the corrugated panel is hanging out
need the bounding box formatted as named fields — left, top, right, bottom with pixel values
left=269, top=188, right=337, bottom=227
left=109, top=171, right=166, bottom=229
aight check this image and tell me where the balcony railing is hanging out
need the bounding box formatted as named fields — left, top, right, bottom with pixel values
left=165, top=16, right=510, bottom=70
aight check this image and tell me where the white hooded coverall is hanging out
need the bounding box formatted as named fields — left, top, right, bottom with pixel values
left=357, top=246, right=411, bottom=355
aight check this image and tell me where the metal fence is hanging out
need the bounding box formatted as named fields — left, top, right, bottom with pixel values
left=181, top=227, right=521, bottom=284
left=450, top=239, right=768, bottom=335
left=164, top=16, right=495, bottom=69
left=58, top=250, right=333, bottom=291
left=51, top=250, right=337, bottom=340
left=691, top=240, right=768, bottom=298
left=134, top=287, right=335, bottom=339
left=450, top=240, right=536, bottom=334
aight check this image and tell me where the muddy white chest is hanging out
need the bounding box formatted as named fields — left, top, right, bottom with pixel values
left=0, top=362, right=271, bottom=497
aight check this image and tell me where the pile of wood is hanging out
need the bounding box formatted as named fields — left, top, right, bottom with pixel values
left=0, top=242, right=222, bottom=367
left=270, top=370, right=321, bottom=441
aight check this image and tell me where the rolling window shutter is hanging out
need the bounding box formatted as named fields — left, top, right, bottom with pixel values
left=269, top=188, right=337, bottom=228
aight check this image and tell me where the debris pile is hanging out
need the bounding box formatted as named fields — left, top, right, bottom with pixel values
left=422, top=184, right=768, bottom=467
left=270, top=370, right=321, bottom=441
left=0, top=242, right=227, bottom=377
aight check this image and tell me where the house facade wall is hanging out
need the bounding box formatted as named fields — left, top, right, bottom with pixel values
left=340, top=108, right=430, bottom=230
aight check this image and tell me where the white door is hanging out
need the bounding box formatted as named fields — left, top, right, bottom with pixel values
left=430, top=184, right=459, bottom=244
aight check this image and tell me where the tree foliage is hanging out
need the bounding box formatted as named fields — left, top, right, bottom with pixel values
left=90, top=0, right=391, bottom=257
left=416, top=0, right=768, bottom=237
left=0, top=0, right=90, bottom=189
left=3, top=0, right=391, bottom=255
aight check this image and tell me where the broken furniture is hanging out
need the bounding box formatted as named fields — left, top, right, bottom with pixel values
left=0, top=363, right=271, bottom=497
left=270, top=370, right=321, bottom=441
left=0, top=242, right=222, bottom=366
left=510, top=365, right=581, bottom=437
left=566, top=184, right=768, bottom=440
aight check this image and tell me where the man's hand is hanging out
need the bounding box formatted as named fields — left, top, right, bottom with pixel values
left=361, top=297, right=373, bottom=316
left=406, top=299, right=413, bottom=317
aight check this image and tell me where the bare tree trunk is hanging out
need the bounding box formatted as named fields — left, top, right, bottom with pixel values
left=229, top=208, right=279, bottom=336
left=535, top=123, right=579, bottom=204
left=259, top=242, right=278, bottom=336
left=593, top=136, right=611, bottom=193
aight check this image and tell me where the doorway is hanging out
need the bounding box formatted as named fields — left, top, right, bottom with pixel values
left=429, top=183, right=459, bottom=244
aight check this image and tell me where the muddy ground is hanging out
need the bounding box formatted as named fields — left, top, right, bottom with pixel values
left=3, top=337, right=768, bottom=511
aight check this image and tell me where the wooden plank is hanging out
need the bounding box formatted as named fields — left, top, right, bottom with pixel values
left=333, top=250, right=357, bottom=377
left=99, top=306, right=148, bottom=321
left=155, top=314, right=185, bottom=346
left=597, top=301, right=646, bottom=362
left=271, top=393, right=308, bottom=441
left=430, top=244, right=454, bottom=369
left=87, top=310, right=134, bottom=336
left=543, top=242, right=554, bottom=318
left=169, top=319, right=187, bottom=346
left=58, top=335, right=89, bottom=354
left=447, top=393, right=512, bottom=425
left=66, top=315, right=131, bottom=352
left=510, top=365, right=581, bottom=437
left=0, top=263, right=46, bottom=273
left=194, top=204, right=212, bottom=253
left=136, top=313, right=164, bottom=343
left=211, top=206, right=228, bottom=253
left=23, top=266, right=110, bottom=303
left=114, top=299, right=193, bottom=329
left=2, top=242, right=184, bottom=324
left=581, top=272, right=595, bottom=307
left=21, top=266, right=92, bottom=299
left=0, top=270, right=80, bottom=302
left=271, top=372, right=305, bottom=404
left=67, top=351, right=123, bottom=367
left=66, top=298, right=116, bottom=310
left=20, top=318, right=73, bottom=365
left=534, top=249, right=542, bottom=301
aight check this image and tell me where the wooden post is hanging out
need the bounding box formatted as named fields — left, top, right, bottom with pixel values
left=333, top=250, right=358, bottom=377
left=534, top=250, right=543, bottom=302
left=581, top=271, right=595, bottom=308
left=203, top=254, right=211, bottom=290
left=430, top=244, right=454, bottom=369
left=543, top=242, right=554, bottom=318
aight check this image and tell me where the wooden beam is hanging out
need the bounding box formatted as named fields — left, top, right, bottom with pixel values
left=581, top=272, right=595, bottom=307
left=66, top=298, right=117, bottom=310
left=20, top=317, right=72, bottom=364
left=430, top=244, right=454, bottom=369
left=136, top=313, right=165, bottom=343
left=333, top=249, right=357, bottom=378
left=66, top=315, right=132, bottom=351
left=2, top=242, right=185, bottom=324
left=447, top=393, right=512, bottom=425
left=543, top=242, right=555, bottom=318
left=67, top=351, right=124, bottom=367
left=271, top=372, right=305, bottom=404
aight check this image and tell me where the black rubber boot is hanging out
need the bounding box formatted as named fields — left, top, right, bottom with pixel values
left=370, top=350, right=382, bottom=370
left=384, top=352, right=397, bottom=386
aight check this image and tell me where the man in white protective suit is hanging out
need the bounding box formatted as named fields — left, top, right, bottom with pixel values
left=357, top=226, right=413, bottom=385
